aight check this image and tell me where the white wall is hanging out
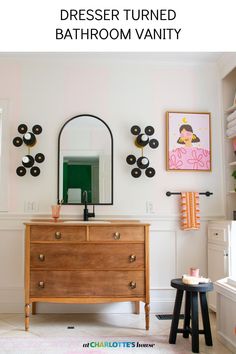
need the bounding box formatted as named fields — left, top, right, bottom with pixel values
left=0, top=53, right=225, bottom=314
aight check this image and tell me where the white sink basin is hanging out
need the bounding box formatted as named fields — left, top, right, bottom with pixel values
left=63, top=220, right=111, bottom=224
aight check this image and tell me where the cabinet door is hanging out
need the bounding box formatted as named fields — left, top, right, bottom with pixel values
left=208, top=243, right=228, bottom=311
left=208, top=244, right=228, bottom=280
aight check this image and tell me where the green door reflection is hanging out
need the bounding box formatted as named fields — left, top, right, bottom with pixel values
left=63, top=163, right=92, bottom=203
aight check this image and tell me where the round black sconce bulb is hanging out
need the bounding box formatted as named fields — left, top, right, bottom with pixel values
left=149, top=138, right=159, bottom=149
left=13, top=137, right=23, bottom=147
left=145, top=167, right=155, bottom=178
left=23, top=132, right=36, bottom=147
left=32, top=125, right=42, bottom=135
left=22, top=155, right=34, bottom=168
left=35, top=153, right=45, bottom=163
left=126, top=154, right=136, bottom=165
left=18, top=124, right=28, bottom=134
left=16, top=166, right=26, bottom=177
left=145, top=126, right=155, bottom=136
left=136, top=134, right=149, bottom=147
left=30, top=166, right=40, bottom=177
left=131, top=125, right=141, bottom=136
left=131, top=168, right=141, bottom=178
left=137, top=156, right=149, bottom=169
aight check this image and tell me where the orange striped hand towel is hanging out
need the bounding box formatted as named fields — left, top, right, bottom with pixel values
left=180, top=192, right=200, bottom=230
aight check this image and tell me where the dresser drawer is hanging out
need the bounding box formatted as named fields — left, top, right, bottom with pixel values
left=30, top=243, right=144, bottom=269
left=30, top=270, right=145, bottom=297
left=89, top=226, right=145, bottom=242
left=30, top=226, right=86, bottom=242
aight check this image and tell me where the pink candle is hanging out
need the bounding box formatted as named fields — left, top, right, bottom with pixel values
left=190, top=267, right=199, bottom=277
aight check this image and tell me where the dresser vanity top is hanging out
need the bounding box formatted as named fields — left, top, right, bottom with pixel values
left=25, top=220, right=149, bottom=226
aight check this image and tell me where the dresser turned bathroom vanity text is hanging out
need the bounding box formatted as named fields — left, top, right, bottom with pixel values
left=24, top=221, right=150, bottom=330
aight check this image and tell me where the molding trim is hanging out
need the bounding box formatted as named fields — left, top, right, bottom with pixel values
left=0, top=214, right=217, bottom=231
left=214, top=283, right=236, bottom=302
left=217, top=331, right=236, bottom=352
left=0, top=213, right=226, bottom=222
left=0, top=300, right=175, bottom=315
left=151, top=287, right=174, bottom=291
left=0, top=287, right=175, bottom=314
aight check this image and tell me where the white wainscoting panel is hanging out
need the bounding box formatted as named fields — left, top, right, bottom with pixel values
left=0, top=229, right=24, bottom=288
left=150, top=229, right=176, bottom=289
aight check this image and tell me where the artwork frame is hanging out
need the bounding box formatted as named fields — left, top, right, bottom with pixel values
left=166, top=111, right=211, bottom=171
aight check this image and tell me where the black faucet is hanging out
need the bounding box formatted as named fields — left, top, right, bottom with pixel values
left=82, top=191, right=95, bottom=221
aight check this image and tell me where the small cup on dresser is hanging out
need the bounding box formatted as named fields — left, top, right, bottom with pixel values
left=51, top=205, right=61, bottom=222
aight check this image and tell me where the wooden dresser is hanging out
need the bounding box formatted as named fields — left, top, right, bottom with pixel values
left=24, top=221, right=150, bottom=330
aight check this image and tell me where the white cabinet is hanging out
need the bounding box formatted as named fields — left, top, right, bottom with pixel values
left=214, top=278, right=236, bottom=353
left=208, top=221, right=230, bottom=311
left=208, top=244, right=229, bottom=311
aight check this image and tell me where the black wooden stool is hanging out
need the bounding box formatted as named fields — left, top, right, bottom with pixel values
left=169, top=278, right=213, bottom=353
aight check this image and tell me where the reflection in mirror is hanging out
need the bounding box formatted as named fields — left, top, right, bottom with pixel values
left=58, top=115, right=113, bottom=205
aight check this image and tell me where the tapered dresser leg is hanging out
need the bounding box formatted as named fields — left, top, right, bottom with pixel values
left=145, top=303, right=150, bottom=330
left=25, top=304, right=30, bottom=331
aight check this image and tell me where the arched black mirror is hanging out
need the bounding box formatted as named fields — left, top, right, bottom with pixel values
left=58, top=114, right=113, bottom=205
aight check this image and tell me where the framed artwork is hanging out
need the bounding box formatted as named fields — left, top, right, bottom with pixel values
left=166, top=112, right=211, bottom=171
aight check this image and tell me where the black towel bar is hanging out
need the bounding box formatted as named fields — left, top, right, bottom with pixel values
left=166, top=191, right=213, bottom=197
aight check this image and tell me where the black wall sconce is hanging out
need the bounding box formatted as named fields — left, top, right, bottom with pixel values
left=126, top=125, right=159, bottom=178
left=13, top=124, right=45, bottom=177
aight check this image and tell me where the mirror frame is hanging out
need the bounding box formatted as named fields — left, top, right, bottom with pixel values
left=57, top=114, right=113, bottom=205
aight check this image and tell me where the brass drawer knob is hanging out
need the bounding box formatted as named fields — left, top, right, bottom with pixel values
left=113, top=232, right=120, bottom=240
left=55, top=231, right=62, bottom=239
left=38, top=254, right=45, bottom=262
left=129, top=254, right=136, bottom=262
left=129, top=281, right=136, bottom=289
left=38, top=281, right=45, bottom=288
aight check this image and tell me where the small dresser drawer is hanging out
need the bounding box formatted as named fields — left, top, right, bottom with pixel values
left=208, top=228, right=227, bottom=243
left=30, top=270, right=145, bottom=297
left=30, top=226, right=86, bottom=242
left=30, top=243, right=145, bottom=269
left=89, top=226, right=145, bottom=242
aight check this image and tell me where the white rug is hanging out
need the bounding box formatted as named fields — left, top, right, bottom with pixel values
left=0, top=336, right=190, bottom=354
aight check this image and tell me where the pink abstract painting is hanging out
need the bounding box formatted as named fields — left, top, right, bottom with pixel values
left=166, top=112, right=211, bottom=171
